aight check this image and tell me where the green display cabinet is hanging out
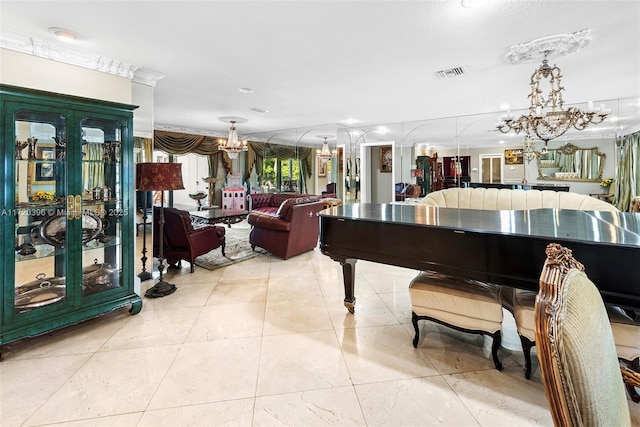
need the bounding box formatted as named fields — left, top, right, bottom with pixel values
left=416, top=155, right=431, bottom=196
left=0, top=84, right=142, bottom=356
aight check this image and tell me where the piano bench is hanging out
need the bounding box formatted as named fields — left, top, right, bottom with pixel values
left=409, top=271, right=503, bottom=371
left=509, top=287, right=640, bottom=401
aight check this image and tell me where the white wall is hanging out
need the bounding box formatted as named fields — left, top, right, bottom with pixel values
left=0, top=49, right=132, bottom=103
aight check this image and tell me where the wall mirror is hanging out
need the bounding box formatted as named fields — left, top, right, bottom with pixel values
left=536, top=143, right=606, bottom=182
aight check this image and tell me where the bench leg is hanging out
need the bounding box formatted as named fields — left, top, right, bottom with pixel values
left=491, top=331, right=503, bottom=371
left=520, top=335, right=535, bottom=379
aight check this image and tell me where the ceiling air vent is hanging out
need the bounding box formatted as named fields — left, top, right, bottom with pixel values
left=251, top=107, right=269, bottom=113
left=435, top=67, right=466, bottom=79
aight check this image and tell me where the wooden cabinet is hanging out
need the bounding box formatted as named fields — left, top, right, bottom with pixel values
left=443, top=155, right=471, bottom=188
left=1, top=84, right=142, bottom=353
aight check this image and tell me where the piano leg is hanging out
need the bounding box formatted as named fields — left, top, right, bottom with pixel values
left=340, top=258, right=357, bottom=313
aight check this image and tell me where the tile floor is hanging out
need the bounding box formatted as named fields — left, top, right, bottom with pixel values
left=2, top=233, right=639, bottom=426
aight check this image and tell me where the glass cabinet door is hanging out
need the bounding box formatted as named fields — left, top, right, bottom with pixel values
left=13, top=109, right=69, bottom=314
left=80, top=117, right=124, bottom=297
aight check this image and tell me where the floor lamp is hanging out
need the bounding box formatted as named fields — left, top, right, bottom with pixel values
left=135, top=162, right=184, bottom=298
left=137, top=190, right=152, bottom=282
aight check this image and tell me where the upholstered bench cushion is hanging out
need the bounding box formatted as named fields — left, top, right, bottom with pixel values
left=607, top=305, right=640, bottom=361
left=513, top=289, right=537, bottom=342
left=409, top=271, right=503, bottom=333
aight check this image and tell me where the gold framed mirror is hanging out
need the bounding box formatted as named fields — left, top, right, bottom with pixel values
left=536, top=143, right=606, bottom=182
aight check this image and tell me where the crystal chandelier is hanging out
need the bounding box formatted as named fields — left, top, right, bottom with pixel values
left=497, top=53, right=609, bottom=148
left=318, top=137, right=332, bottom=163
left=218, top=120, right=248, bottom=159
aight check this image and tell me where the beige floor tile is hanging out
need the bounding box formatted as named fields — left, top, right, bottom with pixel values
left=326, top=294, right=400, bottom=329
left=0, top=354, right=90, bottom=427
left=267, top=274, right=322, bottom=300
left=24, top=346, right=179, bottom=426
left=378, top=290, right=413, bottom=324
left=444, top=369, right=553, bottom=426
left=42, top=413, right=143, bottom=426
left=185, top=302, right=265, bottom=342
left=338, top=324, right=439, bottom=385
left=355, top=377, right=480, bottom=426
left=263, top=297, right=333, bottom=335
left=139, top=276, right=219, bottom=310
left=101, top=306, right=201, bottom=351
left=1, top=308, right=130, bottom=360
left=206, top=278, right=268, bottom=305
left=139, top=398, right=254, bottom=427
left=147, top=338, right=261, bottom=409
left=257, top=331, right=352, bottom=396
left=254, top=386, right=366, bottom=426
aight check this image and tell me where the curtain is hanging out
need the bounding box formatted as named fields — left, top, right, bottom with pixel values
left=247, top=141, right=313, bottom=193
left=133, top=137, right=153, bottom=163
left=154, top=130, right=229, bottom=175
left=82, top=143, right=104, bottom=191
left=614, top=131, right=640, bottom=211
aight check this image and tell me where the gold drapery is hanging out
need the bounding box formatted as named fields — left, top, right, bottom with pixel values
left=133, top=137, right=153, bottom=163
left=154, top=130, right=231, bottom=175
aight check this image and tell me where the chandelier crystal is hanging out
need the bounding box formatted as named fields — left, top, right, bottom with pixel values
left=218, top=120, right=248, bottom=159
left=318, top=137, right=332, bottom=163
left=497, top=53, right=609, bottom=148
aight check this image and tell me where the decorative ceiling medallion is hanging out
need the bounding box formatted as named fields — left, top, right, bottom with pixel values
left=505, top=29, right=591, bottom=64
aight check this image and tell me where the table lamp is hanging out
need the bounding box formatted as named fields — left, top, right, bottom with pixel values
left=135, top=162, right=184, bottom=297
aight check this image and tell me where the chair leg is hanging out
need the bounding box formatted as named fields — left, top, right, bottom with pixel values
left=491, top=331, right=503, bottom=371
left=623, top=357, right=640, bottom=403
left=520, top=335, right=535, bottom=379
left=411, top=311, right=420, bottom=348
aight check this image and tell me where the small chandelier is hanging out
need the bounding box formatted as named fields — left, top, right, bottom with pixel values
left=318, top=137, right=332, bottom=163
left=497, top=52, right=609, bottom=148
left=218, top=120, right=248, bottom=159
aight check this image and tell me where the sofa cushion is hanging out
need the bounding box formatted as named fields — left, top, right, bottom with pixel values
left=276, top=196, right=320, bottom=219
left=420, top=188, right=618, bottom=212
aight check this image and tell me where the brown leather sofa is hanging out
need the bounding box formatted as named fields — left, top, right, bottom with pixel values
left=153, top=206, right=225, bottom=272
left=247, top=195, right=325, bottom=259
left=395, top=183, right=421, bottom=201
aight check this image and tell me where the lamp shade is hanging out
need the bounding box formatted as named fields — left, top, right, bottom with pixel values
left=135, top=162, right=185, bottom=191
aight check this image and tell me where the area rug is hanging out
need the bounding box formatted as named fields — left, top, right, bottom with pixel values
left=194, top=221, right=266, bottom=270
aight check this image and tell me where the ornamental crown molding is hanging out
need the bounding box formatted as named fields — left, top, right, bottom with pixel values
left=154, top=123, right=228, bottom=138
left=0, top=29, right=164, bottom=86
left=505, top=29, right=592, bottom=64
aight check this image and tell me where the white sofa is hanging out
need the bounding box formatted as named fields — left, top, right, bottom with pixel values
left=418, top=187, right=618, bottom=212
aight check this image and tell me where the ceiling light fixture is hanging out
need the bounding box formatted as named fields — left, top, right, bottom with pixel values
left=238, top=87, right=254, bottom=93
left=218, top=119, right=248, bottom=159
left=318, top=137, right=333, bottom=163
left=48, top=27, right=80, bottom=42
left=497, top=52, right=609, bottom=149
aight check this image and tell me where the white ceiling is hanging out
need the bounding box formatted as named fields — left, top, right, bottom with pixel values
left=1, top=1, right=639, bottom=149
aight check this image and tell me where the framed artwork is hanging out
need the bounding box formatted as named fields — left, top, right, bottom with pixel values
left=337, top=147, right=343, bottom=172
left=317, top=156, right=327, bottom=177
left=34, top=144, right=56, bottom=183
left=504, top=149, right=524, bottom=165
left=380, top=146, right=392, bottom=173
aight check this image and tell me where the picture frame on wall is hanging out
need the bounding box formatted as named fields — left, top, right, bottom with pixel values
left=504, top=149, right=524, bottom=165
left=380, top=146, right=392, bottom=173
left=317, top=156, right=327, bottom=177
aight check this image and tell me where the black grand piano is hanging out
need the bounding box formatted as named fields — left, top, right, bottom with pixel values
left=319, top=203, right=640, bottom=313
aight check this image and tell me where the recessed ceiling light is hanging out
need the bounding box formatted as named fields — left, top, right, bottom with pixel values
left=461, top=0, right=489, bottom=8
left=250, top=107, right=269, bottom=113
left=48, top=27, right=80, bottom=42
left=238, top=87, right=254, bottom=93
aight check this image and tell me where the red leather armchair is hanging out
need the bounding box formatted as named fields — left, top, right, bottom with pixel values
left=153, top=207, right=225, bottom=272
left=247, top=196, right=325, bottom=259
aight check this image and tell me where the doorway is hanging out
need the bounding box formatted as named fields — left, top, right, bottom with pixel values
left=479, top=154, right=503, bottom=184
left=360, top=141, right=396, bottom=203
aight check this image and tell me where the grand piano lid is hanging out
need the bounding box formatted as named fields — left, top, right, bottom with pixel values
left=320, top=203, right=640, bottom=248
